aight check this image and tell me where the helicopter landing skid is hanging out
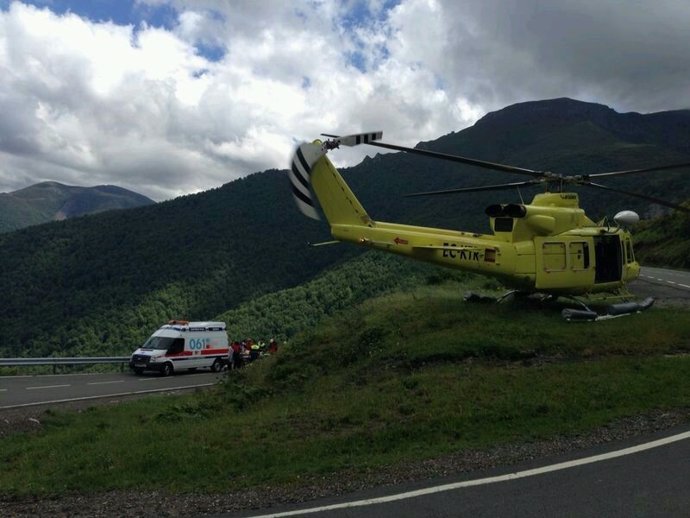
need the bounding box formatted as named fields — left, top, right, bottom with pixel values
left=463, top=290, right=535, bottom=304
left=463, top=291, right=502, bottom=303
left=463, top=290, right=654, bottom=322
left=561, top=296, right=654, bottom=322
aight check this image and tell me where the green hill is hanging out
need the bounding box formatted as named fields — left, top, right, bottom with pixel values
left=0, top=172, right=352, bottom=357
left=0, top=181, right=154, bottom=233
left=1, top=279, right=689, bottom=507
left=633, top=201, right=690, bottom=268
left=1, top=98, right=689, bottom=358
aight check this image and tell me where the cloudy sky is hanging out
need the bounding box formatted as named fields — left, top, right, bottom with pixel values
left=1, top=0, right=689, bottom=201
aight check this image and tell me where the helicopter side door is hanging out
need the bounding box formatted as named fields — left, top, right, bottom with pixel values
left=593, top=234, right=622, bottom=284
left=534, top=236, right=594, bottom=290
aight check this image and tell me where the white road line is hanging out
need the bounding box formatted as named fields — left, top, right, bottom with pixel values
left=26, top=384, right=70, bottom=390
left=87, top=380, right=125, bottom=386
left=253, top=431, right=690, bottom=518
left=0, top=388, right=7, bottom=392
left=679, top=284, right=690, bottom=289
left=0, top=373, right=119, bottom=379
left=138, top=378, right=162, bottom=382
left=0, top=382, right=215, bottom=410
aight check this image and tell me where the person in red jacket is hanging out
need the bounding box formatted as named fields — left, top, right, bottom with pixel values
left=230, top=340, right=242, bottom=369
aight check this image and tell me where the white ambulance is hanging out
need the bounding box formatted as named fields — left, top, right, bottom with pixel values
left=129, top=320, right=229, bottom=376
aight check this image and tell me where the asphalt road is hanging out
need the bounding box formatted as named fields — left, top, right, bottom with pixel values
left=238, top=427, right=690, bottom=518
left=630, top=266, right=690, bottom=304
left=0, top=370, right=223, bottom=409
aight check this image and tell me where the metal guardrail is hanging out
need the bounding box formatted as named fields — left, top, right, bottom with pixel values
left=0, top=356, right=130, bottom=373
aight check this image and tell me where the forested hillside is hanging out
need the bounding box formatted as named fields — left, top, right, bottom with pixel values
left=0, top=172, right=352, bottom=357
left=1, top=98, right=689, bottom=358
left=633, top=201, right=690, bottom=269
left=0, top=182, right=154, bottom=233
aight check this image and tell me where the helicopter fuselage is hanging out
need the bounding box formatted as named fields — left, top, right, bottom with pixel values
left=332, top=217, right=639, bottom=295
left=307, top=148, right=639, bottom=296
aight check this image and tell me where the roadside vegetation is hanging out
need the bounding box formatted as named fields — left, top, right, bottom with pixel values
left=1, top=279, right=689, bottom=496
left=633, top=202, right=690, bottom=269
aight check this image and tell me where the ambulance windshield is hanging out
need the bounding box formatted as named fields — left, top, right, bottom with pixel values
left=141, top=336, right=176, bottom=351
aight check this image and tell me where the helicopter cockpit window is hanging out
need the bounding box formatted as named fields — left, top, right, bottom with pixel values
left=625, top=239, right=635, bottom=264
left=494, top=217, right=513, bottom=232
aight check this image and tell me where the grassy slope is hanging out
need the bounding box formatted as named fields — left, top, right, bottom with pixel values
left=214, top=251, right=486, bottom=341
left=633, top=203, right=690, bottom=269
left=1, top=280, right=689, bottom=496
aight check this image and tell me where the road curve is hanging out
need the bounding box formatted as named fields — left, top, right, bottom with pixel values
left=237, top=426, right=690, bottom=518
left=233, top=266, right=690, bottom=518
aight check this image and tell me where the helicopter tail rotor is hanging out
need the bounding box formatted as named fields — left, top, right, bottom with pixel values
left=289, top=132, right=383, bottom=220
left=321, top=131, right=382, bottom=148
left=289, top=142, right=325, bottom=220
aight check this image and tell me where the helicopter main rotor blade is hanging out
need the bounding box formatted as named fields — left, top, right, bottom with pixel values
left=404, top=180, right=543, bottom=197
left=321, top=133, right=543, bottom=178
left=585, top=181, right=690, bottom=213
left=587, top=161, right=690, bottom=178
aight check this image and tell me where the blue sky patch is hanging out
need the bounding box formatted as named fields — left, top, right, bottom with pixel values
left=341, top=0, right=401, bottom=30
left=3, top=1, right=228, bottom=61
left=7, top=0, right=177, bottom=29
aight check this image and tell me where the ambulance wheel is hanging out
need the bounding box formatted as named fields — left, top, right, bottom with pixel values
left=211, top=358, right=223, bottom=373
left=161, top=362, right=174, bottom=377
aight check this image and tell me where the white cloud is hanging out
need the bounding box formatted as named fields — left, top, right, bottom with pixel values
left=1, top=0, right=689, bottom=200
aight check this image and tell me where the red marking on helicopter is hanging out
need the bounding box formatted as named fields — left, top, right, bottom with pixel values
left=394, top=237, right=409, bottom=245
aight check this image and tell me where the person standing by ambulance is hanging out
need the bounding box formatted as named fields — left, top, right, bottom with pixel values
left=229, top=340, right=241, bottom=369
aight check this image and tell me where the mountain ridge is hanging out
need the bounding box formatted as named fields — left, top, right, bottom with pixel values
left=0, top=97, right=688, bottom=357
left=0, top=181, right=155, bottom=232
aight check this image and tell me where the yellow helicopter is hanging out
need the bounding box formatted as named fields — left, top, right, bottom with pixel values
left=289, top=132, right=690, bottom=319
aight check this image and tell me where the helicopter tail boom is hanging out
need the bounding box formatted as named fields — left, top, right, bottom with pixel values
left=309, top=149, right=372, bottom=226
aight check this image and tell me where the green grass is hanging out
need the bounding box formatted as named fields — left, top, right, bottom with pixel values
left=1, top=283, right=690, bottom=496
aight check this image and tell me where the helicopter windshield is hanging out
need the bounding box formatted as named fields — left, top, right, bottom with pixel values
left=141, top=336, right=177, bottom=351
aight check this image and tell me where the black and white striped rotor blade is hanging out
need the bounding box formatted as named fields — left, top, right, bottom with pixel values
left=321, top=131, right=383, bottom=147
left=289, top=142, right=325, bottom=220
